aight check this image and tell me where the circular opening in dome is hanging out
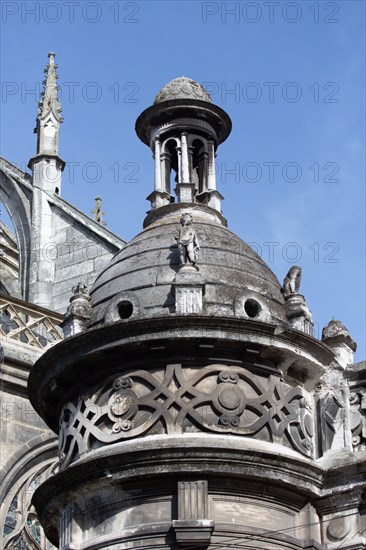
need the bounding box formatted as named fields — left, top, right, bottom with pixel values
left=244, top=299, right=261, bottom=318
left=118, top=301, right=133, bottom=320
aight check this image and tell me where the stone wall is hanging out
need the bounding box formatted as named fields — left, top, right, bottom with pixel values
left=49, top=202, right=123, bottom=313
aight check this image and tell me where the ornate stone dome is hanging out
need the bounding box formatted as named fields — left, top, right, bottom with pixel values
left=91, top=78, right=286, bottom=329
left=89, top=205, right=287, bottom=328
left=154, top=77, right=212, bottom=104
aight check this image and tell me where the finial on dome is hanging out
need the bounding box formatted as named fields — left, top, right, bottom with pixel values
left=154, top=77, right=212, bottom=104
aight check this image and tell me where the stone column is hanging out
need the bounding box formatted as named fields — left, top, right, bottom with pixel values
left=207, top=139, right=216, bottom=191
left=180, top=133, right=190, bottom=183
left=176, top=141, right=182, bottom=184
left=161, top=151, right=172, bottom=195
left=28, top=156, right=64, bottom=308
left=154, top=138, right=162, bottom=192
left=188, top=145, right=195, bottom=182
left=199, top=150, right=208, bottom=193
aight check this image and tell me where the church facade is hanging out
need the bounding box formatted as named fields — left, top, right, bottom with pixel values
left=1, top=54, right=365, bottom=550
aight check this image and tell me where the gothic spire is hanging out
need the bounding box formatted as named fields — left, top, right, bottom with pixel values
left=35, top=52, right=63, bottom=156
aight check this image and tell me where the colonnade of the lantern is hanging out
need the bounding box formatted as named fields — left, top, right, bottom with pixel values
left=148, top=128, right=222, bottom=212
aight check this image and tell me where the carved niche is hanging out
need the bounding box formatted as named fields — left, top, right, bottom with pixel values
left=318, top=393, right=344, bottom=453
left=59, top=364, right=314, bottom=469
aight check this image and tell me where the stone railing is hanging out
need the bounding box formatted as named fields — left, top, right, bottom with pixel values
left=0, top=294, right=63, bottom=350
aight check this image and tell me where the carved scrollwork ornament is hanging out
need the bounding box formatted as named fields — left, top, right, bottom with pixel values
left=349, top=388, right=366, bottom=451
left=58, top=365, right=314, bottom=468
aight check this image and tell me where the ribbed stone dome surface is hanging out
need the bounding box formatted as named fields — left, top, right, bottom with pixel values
left=89, top=208, right=287, bottom=328
left=154, top=77, right=212, bottom=104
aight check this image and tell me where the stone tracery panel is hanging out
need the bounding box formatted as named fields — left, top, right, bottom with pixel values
left=59, top=364, right=314, bottom=468
left=2, top=462, right=58, bottom=550
left=0, top=297, right=63, bottom=349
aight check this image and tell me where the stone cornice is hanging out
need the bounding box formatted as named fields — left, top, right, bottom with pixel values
left=32, top=432, right=366, bottom=548
left=28, top=316, right=334, bottom=432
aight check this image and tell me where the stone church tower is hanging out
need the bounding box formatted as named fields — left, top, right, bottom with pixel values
left=1, top=58, right=366, bottom=550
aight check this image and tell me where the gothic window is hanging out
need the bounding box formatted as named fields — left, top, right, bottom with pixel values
left=2, top=462, right=58, bottom=550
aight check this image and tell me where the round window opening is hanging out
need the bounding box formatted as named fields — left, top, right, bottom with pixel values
left=244, top=299, right=261, bottom=318
left=118, top=300, right=133, bottom=320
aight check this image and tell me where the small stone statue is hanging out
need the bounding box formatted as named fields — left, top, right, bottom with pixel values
left=176, top=213, right=200, bottom=266
left=281, top=266, right=302, bottom=298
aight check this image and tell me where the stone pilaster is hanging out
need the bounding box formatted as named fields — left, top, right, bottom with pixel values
left=174, top=267, right=203, bottom=315
left=172, top=480, right=214, bottom=547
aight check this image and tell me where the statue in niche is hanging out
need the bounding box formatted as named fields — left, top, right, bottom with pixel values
left=281, top=266, right=302, bottom=298
left=176, top=213, right=200, bottom=266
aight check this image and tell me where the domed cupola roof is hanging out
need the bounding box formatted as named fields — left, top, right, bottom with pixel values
left=89, top=78, right=288, bottom=329
left=154, top=77, right=212, bottom=104
left=89, top=206, right=287, bottom=328
left=136, top=77, right=231, bottom=146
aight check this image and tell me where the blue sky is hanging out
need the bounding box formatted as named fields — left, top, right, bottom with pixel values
left=1, top=0, right=365, bottom=360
